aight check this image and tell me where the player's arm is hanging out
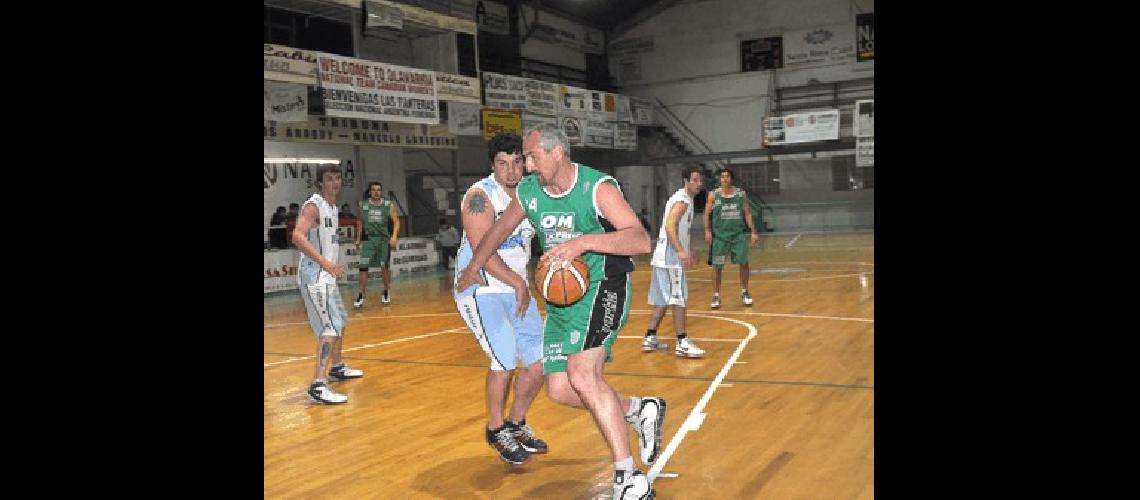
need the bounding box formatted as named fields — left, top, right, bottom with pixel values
left=291, top=203, right=345, bottom=277
left=703, top=189, right=715, bottom=242
left=664, top=200, right=691, bottom=268
left=456, top=195, right=527, bottom=291
left=740, top=190, right=759, bottom=243
left=540, top=181, right=651, bottom=265
left=389, top=203, right=400, bottom=245
left=460, top=187, right=527, bottom=292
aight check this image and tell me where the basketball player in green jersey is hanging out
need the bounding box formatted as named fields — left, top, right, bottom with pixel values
left=354, top=181, right=400, bottom=307
left=703, top=168, right=758, bottom=308
left=456, top=124, right=665, bottom=499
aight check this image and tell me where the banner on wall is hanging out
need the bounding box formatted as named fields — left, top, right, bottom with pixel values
left=476, top=0, right=510, bottom=35
left=525, top=79, right=558, bottom=116
left=741, top=36, right=784, bottom=72
left=435, top=73, right=481, bottom=104
left=558, top=85, right=589, bottom=119
left=614, top=95, right=632, bottom=123
left=317, top=54, right=439, bottom=124
left=763, top=109, right=840, bottom=146
left=482, top=108, right=522, bottom=140
left=613, top=122, right=637, bottom=150
left=782, top=23, right=855, bottom=70
left=391, top=1, right=476, bottom=34
left=482, top=72, right=527, bottom=110
left=448, top=101, right=482, bottom=136
left=856, top=13, right=874, bottom=62
left=521, top=112, right=557, bottom=136
left=264, top=115, right=457, bottom=149
left=264, top=44, right=319, bottom=85
left=584, top=120, right=614, bottom=149
left=856, top=136, right=874, bottom=167
left=854, top=99, right=874, bottom=138
left=628, top=97, right=654, bottom=126
left=264, top=82, right=309, bottom=122
left=559, top=116, right=584, bottom=146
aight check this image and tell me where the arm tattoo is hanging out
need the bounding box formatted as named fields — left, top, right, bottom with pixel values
left=467, top=193, right=488, bottom=214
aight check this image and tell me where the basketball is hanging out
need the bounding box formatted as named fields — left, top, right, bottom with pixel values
left=535, top=257, right=590, bottom=306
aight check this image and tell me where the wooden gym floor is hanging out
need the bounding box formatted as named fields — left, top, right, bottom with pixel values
left=264, top=231, right=873, bottom=499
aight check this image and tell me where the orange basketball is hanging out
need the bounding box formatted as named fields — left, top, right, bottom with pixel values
left=535, top=257, right=590, bottom=306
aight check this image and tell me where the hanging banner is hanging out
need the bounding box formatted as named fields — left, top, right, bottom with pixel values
left=435, top=72, right=481, bottom=104
left=559, top=115, right=584, bottom=146
left=364, top=0, right=404, bottom=29
left=586, top=91, right=610, bottom=122
left=264, top=44, right=319, bottom=85
left=613, top=123, right=637, bottom=150
left=521, top=112, right=558, bottom=135
left=525, top=79, right=558, bottom=116
left=628, top=97, right=654, bottom=126
left=448, top=101, right=482, bottom=136
left=856, top=136, right=874, bottom=167
left=614, top=95, right=632, bottom=123
left=854, top=99, right=874, bottom=138
left=763, top=109, right=840, bottom=146
left=317, top=54, right=439, bottom=124
left=482, top=108, right=522, bottom=140
left=584, top=120, right=614, bottom=149
left=264, top=82, right=309, bottom=122
left=482, top=72, right=527, bottom=110
left=782, top=23, right=855, bottom=70
left=264, top=115, right=457, bottom=149
left=558, top=85, right=589, bottom=119
left=476, top=0, right=510, bottom=35
left=856, top=13, right=874, bottom=62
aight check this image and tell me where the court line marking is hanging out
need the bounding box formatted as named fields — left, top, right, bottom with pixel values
left=262, top=327, right=467, bottom=368
left=785, top=233, right=802, bottom=248
left=689, top=272, right=871, bottom=283
left=649, top=312, right=757, bottom=482
left=266, top=309, right=871, bottom=329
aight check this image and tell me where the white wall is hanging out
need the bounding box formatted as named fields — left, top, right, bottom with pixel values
left=611, top=0, right=874, bottom=154
left=263, top=140, right=406, bottom=232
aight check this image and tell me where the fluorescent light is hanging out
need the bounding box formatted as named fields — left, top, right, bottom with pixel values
left=263, top=158, right=341, bottom=164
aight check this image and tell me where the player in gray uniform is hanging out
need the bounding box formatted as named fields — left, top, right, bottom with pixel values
left=643, top=167, right=706, bottom=358
left=292, top=165, right=364, bottom=404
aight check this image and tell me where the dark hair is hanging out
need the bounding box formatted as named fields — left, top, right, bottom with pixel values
left=716, top=168, right=734, bottom=180
left=275, top=206, right=286, bottom=213
left=439, top=218, right=448, bottom=225
left=487, top=132, right=523, bottom=162
left=314, top=165, right=342, bottom=186
left=364, top=181, right=383, bottom=199
left=288, top=203, right=300, bottom=210
left=682, top=167, right=702, bottom=181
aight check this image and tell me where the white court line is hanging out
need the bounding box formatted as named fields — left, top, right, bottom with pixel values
left=268, top=309, right=872, bottom=328
left=785, top=233, right=802, bottom=248
left=689, top=272, right=870, bottom=283
left=263, top=327, right=467, bottom=368
left=648, top=313, right=757, bottom=482
left=264, top=314, right=465, bottom=328
left=616, top=335, right=741, bottom=343
left=633, top=309, right=870, bottom=325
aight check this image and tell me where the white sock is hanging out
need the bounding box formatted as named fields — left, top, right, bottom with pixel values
left=615, top=456, right=634, bottom=473
left=626, top=397, right=641, bottom=419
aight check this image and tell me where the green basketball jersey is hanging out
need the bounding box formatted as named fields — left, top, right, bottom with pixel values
left=360, top=199, right=392, bottom=238
left=710, top=188, right=747, bottom=235
left=515, top=163, right=634, bottom=281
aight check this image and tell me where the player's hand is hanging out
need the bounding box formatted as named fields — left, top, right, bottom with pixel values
left=390, top=236, right=398, bottom=246
left=322, top=260, right=346, bottom=278
left=513, top=282, right=530, bottom=319
left=539, top=238, right=585, bottom=269
left=680, top=251, right=692, bottom=269
left=455, top=264, right=487, bottom=294
left=751, top=232, right=759, bottom=245
left=704, top=230, right=712, bottom=243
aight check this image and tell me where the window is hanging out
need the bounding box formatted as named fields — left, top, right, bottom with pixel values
left=832, top=156, right=874, bottom=191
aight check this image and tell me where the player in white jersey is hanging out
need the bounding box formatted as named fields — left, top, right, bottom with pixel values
left=454, top=133, right=548, bottom=465
left=643, top=167, right=706, bottom=358
left=292, top=165, right=364, bottom=405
